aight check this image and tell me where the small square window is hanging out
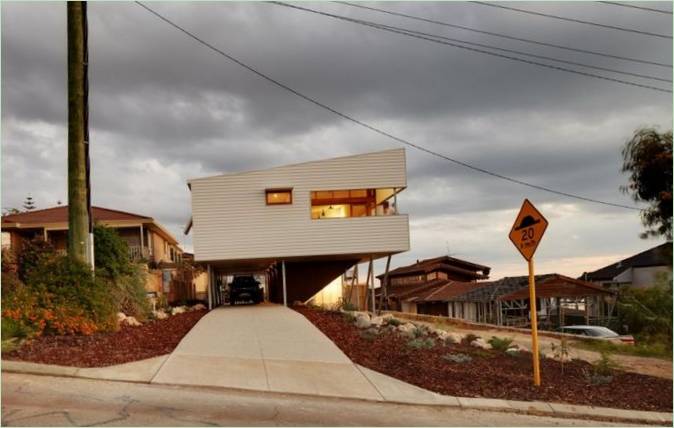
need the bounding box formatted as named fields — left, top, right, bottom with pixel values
left=266, top=188, right=292, bottom=205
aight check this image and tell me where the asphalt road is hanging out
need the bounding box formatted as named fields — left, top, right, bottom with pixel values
left=1, top=373, right=634, bottom=427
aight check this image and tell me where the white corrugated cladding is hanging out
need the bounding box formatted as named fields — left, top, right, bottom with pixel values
left=189, top=148, right=410, bottom=262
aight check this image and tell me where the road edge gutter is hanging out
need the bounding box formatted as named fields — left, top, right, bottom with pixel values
left=2, top=359, right=671, bottom=426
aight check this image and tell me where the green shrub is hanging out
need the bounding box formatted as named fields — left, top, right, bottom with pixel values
left=386, top=318, right=402, bottom=327
left=17, top=238, right=56, bottom=282
left=94, top=226, right=134, bottom=278
left=617, top=272, right=672, bottom=345
left=463, top=333, right=480, bottom=344
left=25, top=255, right=116, bottom=327
left=407, top=337, right=435, bottom=350
left=1, top=270, right=23, bottom=295
left=359, top=328, right=379, bottom=341
left=550, top=338, right=571, bottom=374
left=3, top=279, right=102, bottom=336
left=342, top=312, right=356, bottom=323
left=1, top=317, right=33, bottom=341
left=156, top=293, right=169, bottom=310
left=586, top=350, right=621, bottom=385
left=339, top=300, right=358, bottom=312
left=412, top=325, right=430, bottom=338
left=94, top=226, right=151, bottom=320
left=593, top=350, right=620, bottom=376
left=488, top=336, right=516, bottom=352
left=443, top=353, right=472, bottom=364
left=109, top=265, right=151, bottom=321
left=3, top=226, right=152, bottom=337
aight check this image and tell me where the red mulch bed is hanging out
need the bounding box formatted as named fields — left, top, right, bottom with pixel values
left=295, top=307, right=673, bottom=412
left=2, top=310, right=207, bottom=367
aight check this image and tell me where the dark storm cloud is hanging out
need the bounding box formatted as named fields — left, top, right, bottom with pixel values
left=2, top=1, right=672, bottom=275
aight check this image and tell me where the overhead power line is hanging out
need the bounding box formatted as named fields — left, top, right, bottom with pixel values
left=598, top=1, right=673, bottom=15
left=336, top=1, right=671, bottom=68
left=272, top=2, right=672, bottom=92
left=472, top=1, right=673, bottom=39
left=134, top=1, right=643, bottom=211
left=293, top=2, right=672, bottom=84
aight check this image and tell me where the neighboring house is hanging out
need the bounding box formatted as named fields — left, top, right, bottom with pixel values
left=185, top=148, right=410, bottom=308
left=1, top=205, right=184, bottom=297
left=581, top=242, right=672, bottom=289
left=375, top=255, right=491, bottom=313
left=390, top=273, right=615, bottom=329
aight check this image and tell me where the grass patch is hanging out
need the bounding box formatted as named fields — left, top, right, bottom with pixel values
left=342, top=312, right=356, bottom=323
left=573, top=338, right=672, bottom=360
left=1, top=338, right=21, bottom=353
left=359, top=329, right=379, bottom=341
left=407, top=337, right=435, bottom=350
left=443, top=353, right=472, bottom=364
left=386, top=318, right=402, bottom=327
left=487, top=336, right=516, bottom=352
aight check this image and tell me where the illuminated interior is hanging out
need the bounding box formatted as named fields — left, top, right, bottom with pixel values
left=310, top=188, right=401, bottom=219
left=266, top=188, right=292, bottom=205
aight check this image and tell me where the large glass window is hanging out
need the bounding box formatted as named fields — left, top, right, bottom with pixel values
left=310, top=188, right=400, bottom=219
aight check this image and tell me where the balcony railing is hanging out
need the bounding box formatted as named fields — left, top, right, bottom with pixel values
left=128, top=245, right=150, bottom=261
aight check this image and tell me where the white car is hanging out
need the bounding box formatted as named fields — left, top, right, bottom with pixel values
left=559, top=325, right=635, bottom=345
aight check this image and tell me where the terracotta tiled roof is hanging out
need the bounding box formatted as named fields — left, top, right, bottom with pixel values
left=376, top=255, right=491, bottom=280
left=404, top=280, right=486, bottom=303
left=2, top=206, right=152, bottom=226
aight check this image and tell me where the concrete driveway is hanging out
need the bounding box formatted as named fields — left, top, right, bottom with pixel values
left=152, top=304, right=384, bottom=400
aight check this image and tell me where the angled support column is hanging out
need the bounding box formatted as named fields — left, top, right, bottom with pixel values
left=282, top=260, right=287, bottom=307
left=207, top=264, right=213, bottom=310
left=369, top=256, right=375, bottom=313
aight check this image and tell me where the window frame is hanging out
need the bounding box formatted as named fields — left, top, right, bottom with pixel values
left=265, top=188, right=293, bottom=205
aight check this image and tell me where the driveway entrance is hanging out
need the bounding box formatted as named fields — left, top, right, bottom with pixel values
left=151, top=304, right=383, bottom=400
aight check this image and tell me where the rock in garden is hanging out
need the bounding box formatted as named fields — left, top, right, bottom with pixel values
left=116, top=312, right=127, bottom=323
left=397, top=323, right=416, bottom=337
left=446, top=333, right=463, bottom=344
left=370, top=316, right=384, bottom=327
left=470, top=338, right=489, bottom=349
left=355, top=313, right=372, bottom=329
left=123, top=316, right=142, bottom=327
left=191, top=303, right=207, bottom=311
left=171, top=306, right=187, bottom=315
left=153, top=310, right=168, bottom=320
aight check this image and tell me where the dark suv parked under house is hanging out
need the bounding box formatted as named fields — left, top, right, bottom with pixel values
left=228, top=275, right=264, bottom=305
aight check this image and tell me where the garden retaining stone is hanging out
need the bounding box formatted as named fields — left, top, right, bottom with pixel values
left=470, top=338, right=489, bottom=349
left=171, top=306, right=187, bottom=315
left=370, top=316, right=384, bottom=327
left=355, top=313, right=371, bottom=329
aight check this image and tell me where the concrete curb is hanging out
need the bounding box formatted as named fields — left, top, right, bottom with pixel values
left=3, top=359, right=672, bottom=425
left=2, top=356, right=167, bottom=384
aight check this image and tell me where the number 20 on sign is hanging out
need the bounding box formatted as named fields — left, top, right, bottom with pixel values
left=508, top=199, right=549, bottom=386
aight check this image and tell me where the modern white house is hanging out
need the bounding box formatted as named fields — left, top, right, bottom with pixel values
left=185, top=148, right=410, bottom=307
left=581, top=242, right=672, bottom=289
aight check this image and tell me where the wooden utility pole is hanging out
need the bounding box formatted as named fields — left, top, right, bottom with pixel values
left=67, top=1, right=91, bottom=265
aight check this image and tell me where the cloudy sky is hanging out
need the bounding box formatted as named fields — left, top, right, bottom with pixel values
left=2, top=1, right=672, bottom=279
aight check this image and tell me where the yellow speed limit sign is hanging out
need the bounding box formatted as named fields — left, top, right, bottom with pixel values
left=508, top=199, right=548, bottom=386
left=509, top=199, right=548, bottom=261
